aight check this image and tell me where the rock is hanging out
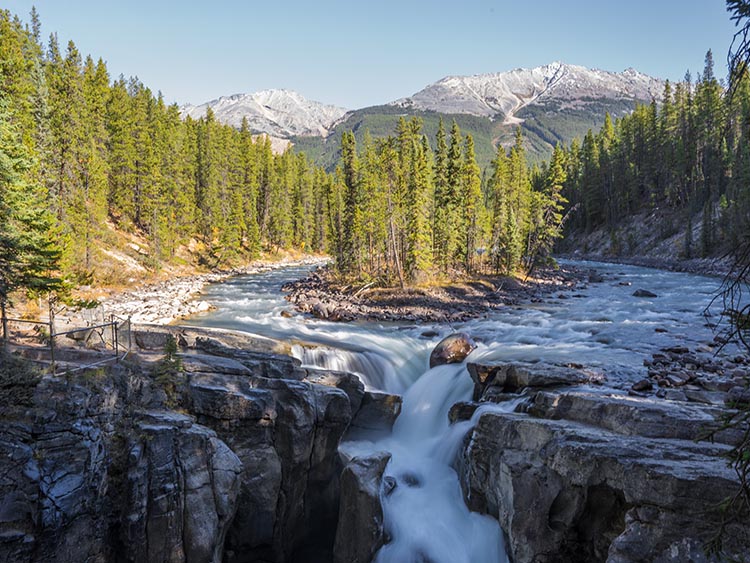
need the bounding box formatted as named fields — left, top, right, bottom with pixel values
left=429, top=332, right=476, bottom=368
left=134, top=328, right=174, bottom=350
left=458, top=409, right=750, bottom=563
left=194, top=336, right=304, bottom=380
left=466, top=362, right=589, bottom=400
left=448, top=401, right=481, bottom=423
left=189, top=372, right=353, bottom=562
left=304, top=368, right=365, bottom=416
left=280, top=310, right=294, bottom=318
left=727, top=386, right=750, bottom=407
left=180, top=352, right=253, bottom=376
left=420, top=330, right=439, bottom=338
left=633, top=289, right=658, bottom=298
left=383, top=475, right=397, bottom=496
left=312, top=301, right=330, bottom=320
left=684, top=389, right=727, bottom=406
left=527, top=391, right=739, bottom=444
left=630, top=378, right=653, bottom=392
left=663, top=389, right=688, bottom=401
left=123, top=412, right=242, bottom=563
left=348, top=391, right=403, bottom=440
left=333, top=452, right=391, bottom=563
left=0, top=380, right=116, bottom=563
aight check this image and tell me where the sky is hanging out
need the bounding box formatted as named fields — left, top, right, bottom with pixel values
left=5, top=0, right=740, bottom=109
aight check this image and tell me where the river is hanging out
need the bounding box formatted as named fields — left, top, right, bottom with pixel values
left=184, top=260, right=731, bottom=562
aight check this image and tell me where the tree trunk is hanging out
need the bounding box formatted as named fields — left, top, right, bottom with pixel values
left=1, top=300, right=8, bottom=351
left=390, top=218, right=405, bottom=289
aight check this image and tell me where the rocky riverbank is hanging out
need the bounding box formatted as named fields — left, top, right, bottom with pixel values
left=78, top=256, right=328, bottom=325
left=282, top=264, right=594, bottom=323
left=2, top=321, right=749, bottom=562
left=560, top=250, right=733, bottom=278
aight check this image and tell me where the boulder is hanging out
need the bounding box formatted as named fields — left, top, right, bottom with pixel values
left=333, top=452, right=391, bottom=563
left=448, top=401, right=480, bottom=423
left=630, top=378, right=653, bottom=392
left=633, top=289, right=658, bottom=298
left=429, top=332, right=476, bottom=368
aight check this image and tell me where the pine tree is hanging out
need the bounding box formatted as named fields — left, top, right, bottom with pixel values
left=0, top=91, right=61, bottom=340
left=461, top=134, right=484, bottom=272
left=488, top=143, right=511, bottom=272
left=339, top=131, right=365, bottom=274
left=404, top=132, right=433, bottom=281
left=433, top=118, right=450, bottom=268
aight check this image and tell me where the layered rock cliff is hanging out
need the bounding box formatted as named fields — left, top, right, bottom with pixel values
left=0, top=326, right=395, bottom=563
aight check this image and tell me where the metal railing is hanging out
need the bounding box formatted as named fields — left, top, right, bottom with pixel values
left=2, top=314, right=132, bottom=375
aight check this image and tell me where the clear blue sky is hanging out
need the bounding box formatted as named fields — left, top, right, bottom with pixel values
left=5, top=0, right=739, bottom=109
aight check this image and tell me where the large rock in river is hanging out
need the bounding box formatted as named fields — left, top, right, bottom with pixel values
left=429, top=332, right=476, bottom=368
left=333, top=451, right=391, bottom=563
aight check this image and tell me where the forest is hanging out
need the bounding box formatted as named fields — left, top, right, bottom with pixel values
left=0, top=6, right=567, bottom=310
left=4, top=4, right=750, bottom=320
left=557, top=50, right=750, bottom=258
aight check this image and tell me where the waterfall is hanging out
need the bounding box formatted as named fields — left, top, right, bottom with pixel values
left=184, top=259, right=731, bottom=562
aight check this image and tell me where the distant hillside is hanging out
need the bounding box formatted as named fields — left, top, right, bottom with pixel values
left=291, top=105, right=499, bottom=171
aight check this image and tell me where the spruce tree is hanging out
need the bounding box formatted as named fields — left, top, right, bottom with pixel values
left=0, top=91, right=61, bottom=339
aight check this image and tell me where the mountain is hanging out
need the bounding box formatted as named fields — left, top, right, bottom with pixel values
left=182, top=63, right=665, bottom=168
left=180, top=89, right=348, bottom=138
left=392, top=62, right=664, bottom=123
left=293, top=63, right=665, bottom=169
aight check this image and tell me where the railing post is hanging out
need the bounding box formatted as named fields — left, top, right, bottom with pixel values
left=113, top=315, right=119, bottom=363
left=49, top=318, right=55, bottom=374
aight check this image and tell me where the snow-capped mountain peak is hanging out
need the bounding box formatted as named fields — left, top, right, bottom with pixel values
left=392, top=62, right=665, bottom=123
left=181, top=89, right=348, bottom=138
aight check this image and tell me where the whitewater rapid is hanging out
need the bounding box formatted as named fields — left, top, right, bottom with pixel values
left=184, top=260, right=729, bottom=562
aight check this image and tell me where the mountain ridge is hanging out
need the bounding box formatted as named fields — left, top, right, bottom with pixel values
left=181, top=62, right=666, bottom=141
left=181, top=63, right=667, bottom=166
left=180, top=88, right=349, bottom=138
left=391, top=62, right=664, bottom=124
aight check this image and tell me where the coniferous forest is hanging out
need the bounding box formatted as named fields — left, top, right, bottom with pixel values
left=557, top=51, right=750, bottom=257
left=3, top=6, right=750, bottom=312
left=1, top=8, right=331, bottom=278
left=0, top=7, right=568, bottom=305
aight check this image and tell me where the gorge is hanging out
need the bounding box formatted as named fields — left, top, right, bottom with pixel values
left=3, top=260, right=749, bottom=562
